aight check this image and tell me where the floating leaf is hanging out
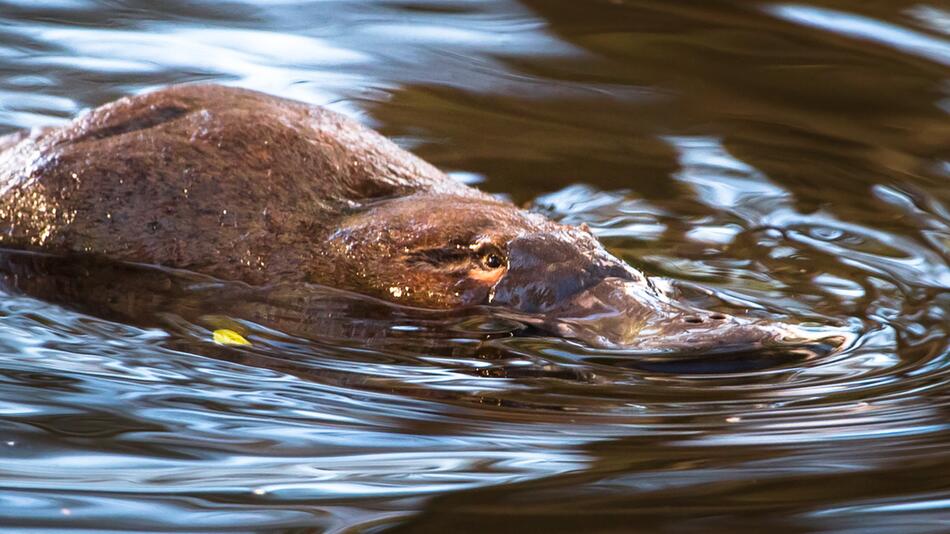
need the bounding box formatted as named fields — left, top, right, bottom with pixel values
left=213, top=329, right=250, bottom=346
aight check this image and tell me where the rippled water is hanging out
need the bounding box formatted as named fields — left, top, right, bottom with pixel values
left=1, top=0, right=948, bottom=532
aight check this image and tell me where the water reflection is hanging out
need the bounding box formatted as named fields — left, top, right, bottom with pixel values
left=769, top=4, right=950, bottom=67
left=0, top=0, right=948, bottom=531
left=0, top=288, right=591, bottom=530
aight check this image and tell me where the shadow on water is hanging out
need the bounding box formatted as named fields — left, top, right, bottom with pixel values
left=0, top=0, right=948, bottom=532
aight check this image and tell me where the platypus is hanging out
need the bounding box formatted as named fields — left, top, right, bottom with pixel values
left=0, top=84, right=816, bottom=350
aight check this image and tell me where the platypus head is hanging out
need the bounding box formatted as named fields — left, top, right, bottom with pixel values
left=325, top=194, right=814, bottom=351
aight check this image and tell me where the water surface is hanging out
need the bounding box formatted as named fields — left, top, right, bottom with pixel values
left=0, top=0, right=948, bottom=532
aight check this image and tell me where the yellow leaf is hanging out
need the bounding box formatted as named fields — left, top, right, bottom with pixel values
left=213, top=329, right=250, bottom=346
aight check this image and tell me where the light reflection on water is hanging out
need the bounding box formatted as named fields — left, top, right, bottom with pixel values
left=0, top=0, right=949, bottom=532
left=769, top=4, right=950, bottom=67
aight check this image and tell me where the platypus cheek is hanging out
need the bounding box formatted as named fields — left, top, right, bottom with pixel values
left=451, top=277, right=494, bottom=306
left=467, top=266, right=506, bottom=286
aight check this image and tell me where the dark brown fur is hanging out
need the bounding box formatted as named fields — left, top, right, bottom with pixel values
left=0, top=85, right=591, bottom=308
left=0, top=85, right=475, bottom=286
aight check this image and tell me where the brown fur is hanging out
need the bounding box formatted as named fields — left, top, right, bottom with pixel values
left=0, top=84, right=590, bottom=307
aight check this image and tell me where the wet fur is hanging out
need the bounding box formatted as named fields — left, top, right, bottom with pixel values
left=0, top=84, right=486, bottom=288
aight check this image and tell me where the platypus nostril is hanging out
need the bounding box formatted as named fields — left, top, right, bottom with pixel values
left=684, top=316, right=704, bottom=324
left=710, top=313, right=726, bottom=321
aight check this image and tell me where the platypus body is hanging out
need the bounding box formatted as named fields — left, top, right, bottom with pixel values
left=0, top=84, right=816, bottom=350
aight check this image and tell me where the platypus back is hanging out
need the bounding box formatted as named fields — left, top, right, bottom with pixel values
left=0, top=84, right=476, bottom=285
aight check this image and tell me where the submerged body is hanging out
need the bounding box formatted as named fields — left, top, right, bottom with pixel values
left=0, top=84, right=810, bottom=350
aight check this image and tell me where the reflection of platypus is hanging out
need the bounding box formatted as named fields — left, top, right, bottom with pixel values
left=0, top=84, right=813, bottom=350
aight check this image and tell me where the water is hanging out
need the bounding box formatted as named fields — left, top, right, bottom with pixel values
left=0, top=0, right=948, bottom=531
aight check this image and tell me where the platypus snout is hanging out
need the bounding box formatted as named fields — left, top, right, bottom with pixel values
left=535, top=276, right=816, bottom=352
left=491, top=234, right=826, bottom=352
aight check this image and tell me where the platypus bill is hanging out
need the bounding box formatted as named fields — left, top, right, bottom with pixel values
left=0, top=84, right=838, bottom=352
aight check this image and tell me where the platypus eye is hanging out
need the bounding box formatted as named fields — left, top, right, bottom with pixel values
left=484, top=252, right=503, bottom=269
left=476, top=244, right=506, bottom=271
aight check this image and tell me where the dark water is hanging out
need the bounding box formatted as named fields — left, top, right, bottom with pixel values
left=1, top=0, right=949, bottom=531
